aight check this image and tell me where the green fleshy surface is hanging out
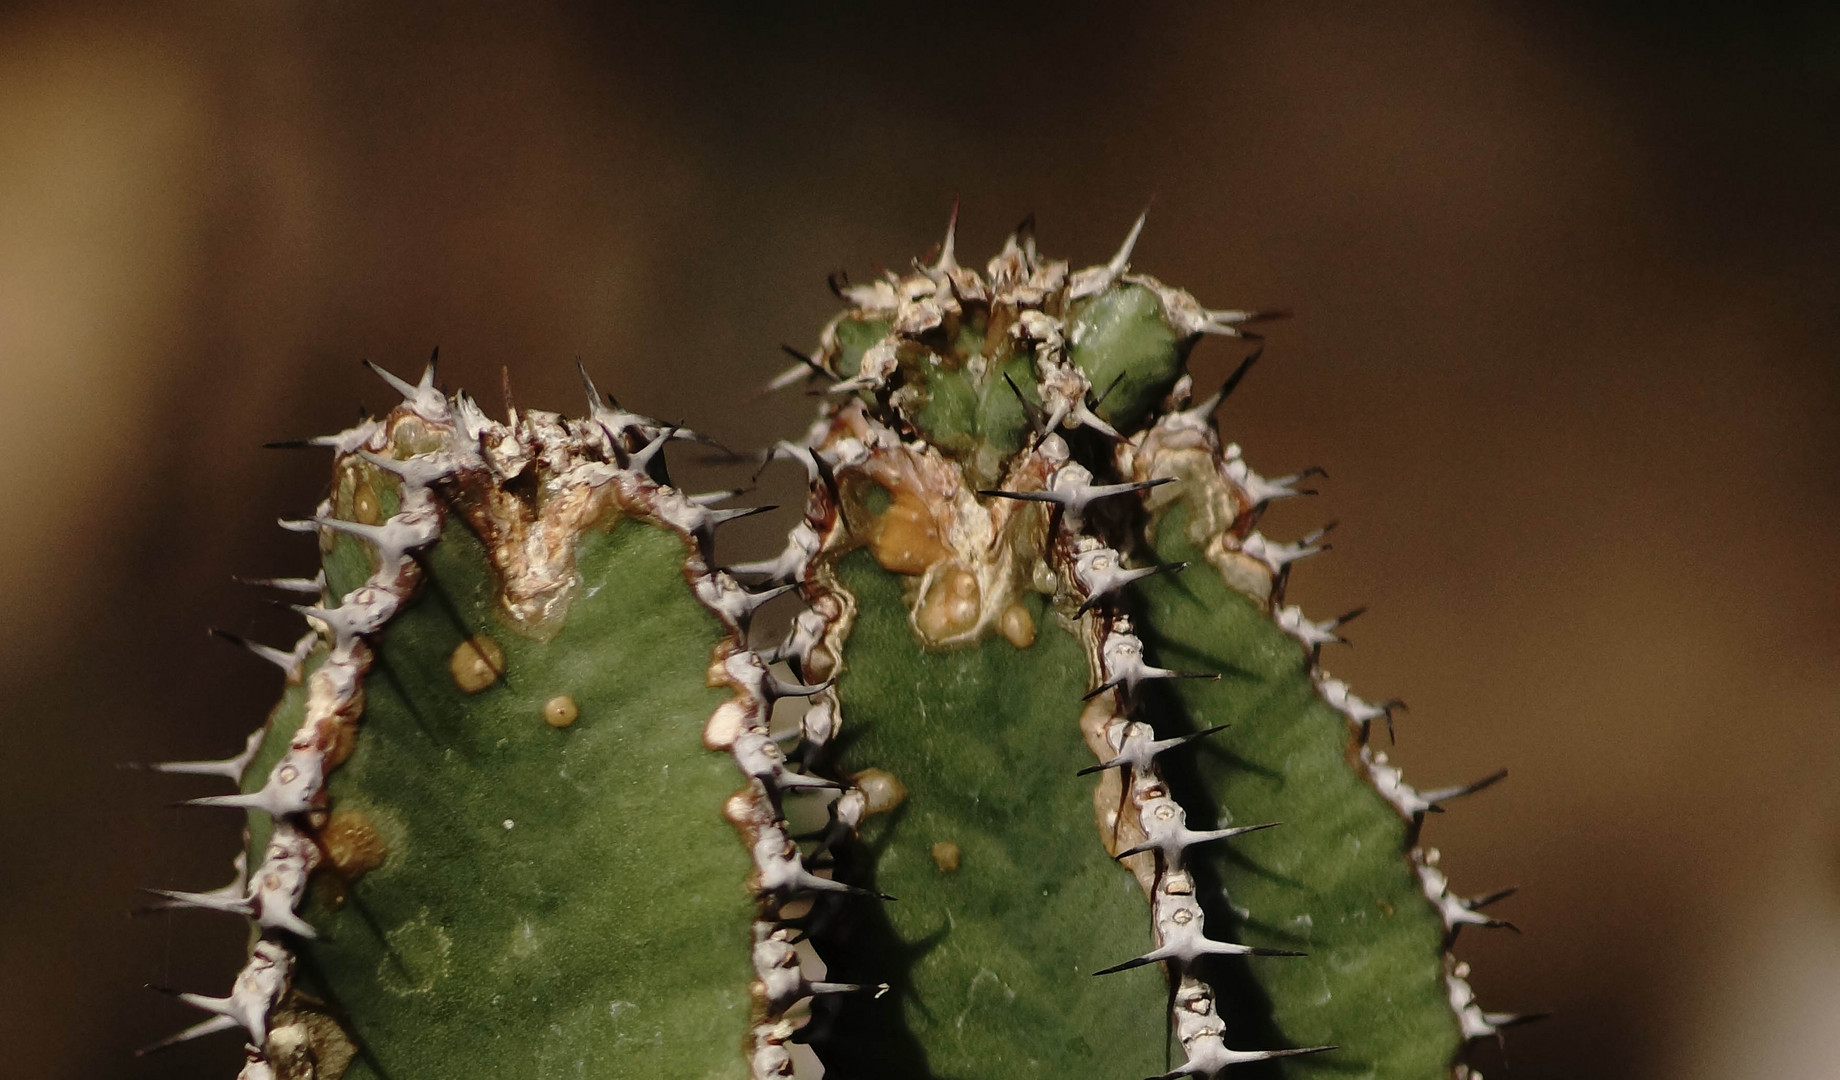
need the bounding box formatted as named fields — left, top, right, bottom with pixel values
left=1068, top=285, right=1184, bottom=433
left=905, top=353, right=1039, bottom=488
left=911, top=361, right=980, bottom=455
left=1129, top=503, right=1462, bottom=1078
left=951, top=320, right=985, bottom=361
left=970, top=354, right=1038, bottom=462
left=834, top=317, right=891, bottom=380
left=249, top=516, right=754, bottom=1079
left=812, top=551, right=1167, bottom=1080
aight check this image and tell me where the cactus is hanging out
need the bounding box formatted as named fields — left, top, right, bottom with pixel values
left=140, top=213, right=1526, bottom=1080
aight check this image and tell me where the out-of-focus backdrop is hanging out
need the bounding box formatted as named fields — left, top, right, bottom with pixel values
left=3, top=3, right=1836, bottom=1078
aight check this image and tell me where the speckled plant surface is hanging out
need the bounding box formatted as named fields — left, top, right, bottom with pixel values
left=141, top=214, right=1525, bottom=1080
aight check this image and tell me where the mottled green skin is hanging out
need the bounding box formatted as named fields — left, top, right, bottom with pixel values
left=1068, top=285, right=1185, bottom=432
left=877, top=312, right=1039, bottom=489
left=833, top=318, right=891, bottom=383
left=248, top=516, right=754, bottom=1079
left=1130, top=503, right=1462, bottom=1078
left=871, top=283, right=1188, bottom=482
left=811, top=551, right=1167, bottom=1080
left=909, top=352, right=1039, bottom=486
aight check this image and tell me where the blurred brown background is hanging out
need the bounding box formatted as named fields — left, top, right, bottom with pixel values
left=3, top=2, right=1837, bottom=1077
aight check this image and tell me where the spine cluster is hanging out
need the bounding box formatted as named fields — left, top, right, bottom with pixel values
left=701, top=577, right=885, bottom=1079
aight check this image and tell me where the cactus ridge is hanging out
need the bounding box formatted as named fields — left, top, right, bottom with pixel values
left=767, top=228, right=1332, bottom=1074
left=141, top=355, right=882, bottom=1079
left=139, top=211, right=1526, bottom=1080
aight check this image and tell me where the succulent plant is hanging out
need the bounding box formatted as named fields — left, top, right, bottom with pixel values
left=140, top=212, right=1526, bottom=1080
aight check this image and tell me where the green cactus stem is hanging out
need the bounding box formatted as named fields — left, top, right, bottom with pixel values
left=143, top=361, right=874, bottom=1079
left=773, top=213, right=1524, bottom=1078
left=140, top=213, right=1524, bottom=1080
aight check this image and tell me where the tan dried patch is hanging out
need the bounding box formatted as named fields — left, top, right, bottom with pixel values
left=868, top=488, right=950, bottom=575
left=701, top=700, right=749, bottom=751
left=439, top=430, right=632, bottom=639
left=818, top=424, right=1058, bottom=651
left=318, top=809, right=388, bottom=882
left=930, top=841, right=962, bottom=873
left=387, top=414, right=451, bottom=457
left=324, top=719, right=359, bottom=770
left=352, top=478, right=382, bottom=526
left=1130, top=422, right=1275, bottom=603
left=797, top=592, right=849, bottom=684
left=706, top=647, right=733, bottom=688
left=1078, top=688, right=1155, bottom=898
left=267, top=992, right=358, bottom=1080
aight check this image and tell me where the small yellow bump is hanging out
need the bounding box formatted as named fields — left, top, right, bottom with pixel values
left=448, top=635, right=505, bottom=693
left=353, top=480, right=382, bottom=525
left=543, top=694, right=579, bottom=728
left=852, top=768, right=908, bottom=816
left=931, top=841, right=961, bottom=873
left=999, top=603, right=1036, bottom=649
left=316, top=875, right=349, bottom=911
